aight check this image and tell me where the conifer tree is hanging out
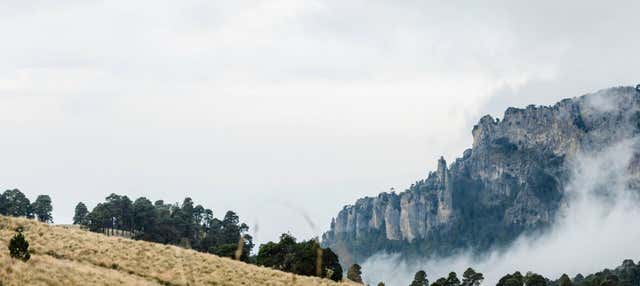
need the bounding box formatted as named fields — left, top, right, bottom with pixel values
left=411, top=270, right=429, bottom=286
left=8, top=229, right=30, bottom=261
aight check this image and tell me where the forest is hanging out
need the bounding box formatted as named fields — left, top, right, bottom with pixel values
left=73, top=193, right=343, bottom=281
left=73, top=194, right=255, bottom=262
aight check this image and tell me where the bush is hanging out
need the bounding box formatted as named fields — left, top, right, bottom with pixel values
left=8, top=230, right=30, bottom=261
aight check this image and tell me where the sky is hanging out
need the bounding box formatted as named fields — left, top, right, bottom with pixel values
left=1, top=0, right=639, bottom=247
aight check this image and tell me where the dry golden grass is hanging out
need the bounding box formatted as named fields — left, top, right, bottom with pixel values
left=0, top=216, right=357, bottom=286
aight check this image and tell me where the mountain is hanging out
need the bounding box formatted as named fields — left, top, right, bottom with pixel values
left=0, top=215, right=354, bottom=286
left=322, top=86, right=640, bottom=265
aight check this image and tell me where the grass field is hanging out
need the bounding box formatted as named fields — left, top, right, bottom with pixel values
left=0, top=216, right=356, bottom=286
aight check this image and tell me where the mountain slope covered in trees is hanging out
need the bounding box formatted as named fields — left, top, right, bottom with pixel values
left=323, top=86, right=640, bottom=264
left=74, top=194, right=254, bottom=262
left=0, top=215, right=354, bottom=286
left=0, top=190, right=347, bottom=282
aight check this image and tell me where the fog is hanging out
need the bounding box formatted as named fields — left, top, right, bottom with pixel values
left=361, top=138, right=640, bottom=285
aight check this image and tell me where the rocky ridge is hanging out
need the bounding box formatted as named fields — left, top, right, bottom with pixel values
left=322, top=86, right=640, bottom=264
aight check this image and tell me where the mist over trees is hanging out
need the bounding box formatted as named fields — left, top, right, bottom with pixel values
left=393, top=260, right=640, bottom=286
left=0, top=189, right=52, bottom=223
left=75, top=194, right=254, bottom=262
left=362, top=268, right=484, bottom=286
left=560, top=259, right=640, bottom=286
left=352, top=261, right=640, bottom=286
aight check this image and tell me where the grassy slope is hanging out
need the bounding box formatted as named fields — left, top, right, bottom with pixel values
left=0, top=216, right=354, bottom=286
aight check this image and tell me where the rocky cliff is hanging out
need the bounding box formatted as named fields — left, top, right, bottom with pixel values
left=322, top=86, right=640, bottom=264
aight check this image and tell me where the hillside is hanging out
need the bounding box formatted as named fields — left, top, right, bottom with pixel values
left=0, top=215, right=352, bottom=286
left=323, top=86, right=640, bottom=264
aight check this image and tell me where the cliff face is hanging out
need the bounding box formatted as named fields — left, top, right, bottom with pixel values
left=322, top=86, right=640, bottom=264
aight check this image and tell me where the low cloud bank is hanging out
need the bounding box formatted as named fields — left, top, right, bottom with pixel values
left=362, top=139, right=640, bottom=285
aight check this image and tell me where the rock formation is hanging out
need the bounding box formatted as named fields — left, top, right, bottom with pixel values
left=322, top=86, right=640, bottom=264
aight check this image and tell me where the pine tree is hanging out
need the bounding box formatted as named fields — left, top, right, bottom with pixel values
left=0, top=189, right=32, bottom=217
left=8, top=229, right=30, bottom=261
left=411, top=270, right=429, bottom=286
left=32, top=195, right=53, bottom=223
left=462, top=268, right=484, bottom=286
left=446, top=272, right=461, bottom=286
left=525, top=273, right=547, bottom=286
left=559, top=274, right=572, bottom=286
left=73, top=202, right=89, bottom=225
left=432, top=277, right=448, bottom=286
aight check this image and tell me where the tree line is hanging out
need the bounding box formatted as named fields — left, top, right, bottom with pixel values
left=73, top=194, right=254, bottom=262
left=344, top=265, right=484, bottom=286
left=73, top=194, right=345, bottom=281
left=0, top=189, right=53, bottom=223
left=344, top=258, right=640, bottom=286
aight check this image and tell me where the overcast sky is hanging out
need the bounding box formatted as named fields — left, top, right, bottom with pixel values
left=1, top=0, right=639, bottom=245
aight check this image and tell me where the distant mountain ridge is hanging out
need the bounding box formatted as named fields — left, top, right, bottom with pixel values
left=322, top=86, right=640, bottom=265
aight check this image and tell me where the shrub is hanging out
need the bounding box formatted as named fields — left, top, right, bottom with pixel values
left=8, top=230, right=30, bottom=261
left=347, top=264, right=363, bottom=283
